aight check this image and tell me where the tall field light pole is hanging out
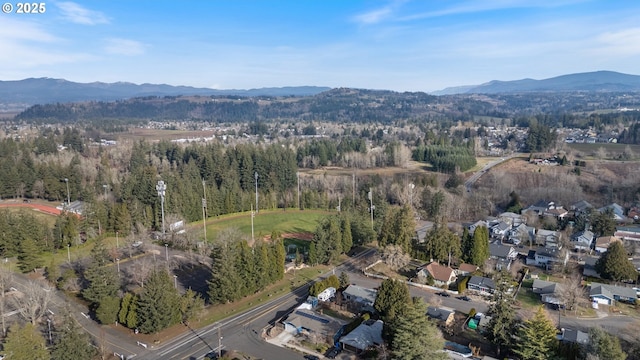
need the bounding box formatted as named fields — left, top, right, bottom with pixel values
left=156, top=180, right=166, bottom=235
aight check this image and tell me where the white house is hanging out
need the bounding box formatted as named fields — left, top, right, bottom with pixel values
left=571, top=230, right=595, bottom=251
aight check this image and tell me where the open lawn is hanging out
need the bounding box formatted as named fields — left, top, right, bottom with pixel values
left=202, top=209, right=329, bottom=241
left=0, top=206, right=58, bottom=227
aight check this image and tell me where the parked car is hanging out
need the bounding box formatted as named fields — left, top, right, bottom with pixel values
left=436, top=291, right=450, bottom=297
left=326, top=347, right=341, bottom=359
left=304, top=355, right=320, bottom=360
left=457, top=296, right=471, bottom=301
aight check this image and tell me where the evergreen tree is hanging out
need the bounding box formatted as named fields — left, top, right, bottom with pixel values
left=374, top=279, right=410, bottom=320
left=486, top=271, right=516, bottom=357
left=469, top=226, right=490, bottom=266
left=17, top=237, right=42, bottom=273
left=591, top=208, right=617, bottom=237
left=126, top=298, right=138, bottom=329
left=595, top=242, right=638, bottom=282
left=95, top=296, right=120, bottom=325
left=339, top=271, right=350, bottom=289
left=180, top=288, right=205, bottom=324
left=3, top=323, right=49, bottom=360
left=308, top=242, right=318, bottom=266
left=341, top=216, right=353, bottom=253
left=136, top=270, right=181, bottom=333
left=207, top=241, right=241, bottom=304
left=82, top=258, right=119, bottom=307
left=513, top=307, right=558, bottom=360
left=391, top=299, right=447, bottom=360
left=51, top=312, right=97, bottom=360
left=118, top=293, right=134, bottom=325
left=460, top=228, right=472, bottom=263
left=586, top=327, right=627, bottom=360
left=272, top=238, right=286, bottom=281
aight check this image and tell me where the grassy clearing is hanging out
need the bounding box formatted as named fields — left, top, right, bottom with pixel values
left=515, top=288, right=542, bottom=308
left=568, top=143, right=640, bottom=158
left=0, top=206, right=58, bottom=227
left=202, top=209, right=328, bottom=241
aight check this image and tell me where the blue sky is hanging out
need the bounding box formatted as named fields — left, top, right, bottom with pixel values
left=1, top=0, right=639, bottom=92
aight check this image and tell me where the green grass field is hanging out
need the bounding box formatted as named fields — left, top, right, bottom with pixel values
left=0, top=206, right=58, bottom=227
left=202, top=209, right=329, bottom=241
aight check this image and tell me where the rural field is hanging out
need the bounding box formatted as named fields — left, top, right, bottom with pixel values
left=567, top=142, right=640, bottom=158
left=202, top=209, right=329, bottom=241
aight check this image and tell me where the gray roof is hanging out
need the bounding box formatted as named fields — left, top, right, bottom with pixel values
left=340, top=319, right=383, bottom=351
left=532, top=279, right=559, bottom=295
left=285, top=309, right=345, bottom=335
left=560, top=328, right=589, bottom=345
left=571, top=200, right=593, bottom=213
left=468, top=276, right=496, bottom=290
left=590, top=282, right=637, bottom=300
left=426, top=306, right=455, bottom=322
left=489, top=244, right=515, bottom=259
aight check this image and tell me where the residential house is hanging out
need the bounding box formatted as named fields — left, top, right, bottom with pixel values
left=417, top=262, right=457, bottom=287
left=527, top=248, right=569, bottom=269
left=508, top=224, right=535, bottom=246
left=497, top=212, right=524, bottom=227
left=342, top=285, right=377, bottom=308
left=426, top=306, right=456, bottom=327
left=582, top=257, right=600, bottom=278
left=590, top=283, right=637, bottom=305
left=614, top=225, right=640, bottom=243
left=283, top=306, right=346, bottom=344
left=571, top=200, right=593, bottom=215
left=544, top=204, right=569, bottom=220
left=627, top=203, right=640, bottom=221
left=455, top=263, right=478, bottom=277
left=532, top=279, right=564, bottom=306
left=317, top=287, right=336, bottom=302
left=489, top=244, right=518, bottom=270
left=490, top=221, right=511, bottom=239
left=468, top=276, right=496, bottom=295
left=598, top=203, right=627, bottom=222
left=558, top=328, right=589, bottom=346
left=571, top=230, right=595, bottom=251
left=594, top=236, right=621, bottom=253
left=468, top=220, right=488, bottom=235
left=339, top=319, right=383, bottom=353
left=523, top=200, right=552, bottom=216
left=536, top=229, right=562, bottom=248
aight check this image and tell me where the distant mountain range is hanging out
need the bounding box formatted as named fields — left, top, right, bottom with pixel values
left=0, top=78, right=331, bottom=109
left=432, top=71, right=640, bottom=95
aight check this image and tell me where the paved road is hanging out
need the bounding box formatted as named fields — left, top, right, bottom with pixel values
left=465, top=154, right=520, bottom=193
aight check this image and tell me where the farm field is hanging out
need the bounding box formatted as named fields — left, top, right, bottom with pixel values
left=202, top=209, right=329, bottom=241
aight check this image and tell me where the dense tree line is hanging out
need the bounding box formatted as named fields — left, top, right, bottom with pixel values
left=207, top=229, right=285, bottom=304
left=413, top=144, right=477, bottom=173
left=524, top=121, right=557, bottom=152
left=308, top=213, right=374, bottom=265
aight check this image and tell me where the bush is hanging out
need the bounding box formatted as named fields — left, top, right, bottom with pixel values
left=457, top=276, right=469, bottom=293
left=469, top=308, right=476, bottom=318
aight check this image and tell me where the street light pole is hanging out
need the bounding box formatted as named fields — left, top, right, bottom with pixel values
left=297, top=171, right=300, bottom=210
left=368, top=188, right=375, bottom=230
left=165, top=243, right=169, bottom=262
left=47, top=319, right=52, bottom=344
left=156, top=180, right=166, bottom=235
left=116, top=231, right=119, bottom=249
left=67, top=244, right=70, bottom=263
left=103, top=184, right=108, bottom=199
left=202, top=179, right=207, bottom=242
left=251, top=205, right=255, bottom=243
left=64, top=178, right=70, bottom=207
left=174, top=275, right=178, bottom=289
left=409, top=183, right=415, bottom=209
left=254, top=172, right=259, bottom=214
left=116, top=258, right=120, bottom=275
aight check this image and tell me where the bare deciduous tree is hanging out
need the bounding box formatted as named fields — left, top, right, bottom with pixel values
left=381, top=245, right=411, bottom=271
left=555, top=272, right=585, bottom=313
left=12, top=281, right=52, bottom=325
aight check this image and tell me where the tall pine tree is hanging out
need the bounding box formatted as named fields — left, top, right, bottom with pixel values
left=51, top=311, right=97, bottom=360
left=136, top=269, right=181, bottom=333
left=512, top=307, right=558, bottom=360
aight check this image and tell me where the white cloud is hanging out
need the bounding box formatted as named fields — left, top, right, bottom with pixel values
left=57, top=2, right=109, bottom=25
left=593, top=28, right=640, bottom=56
left=352, top=0, right=407, bottom=25
left=104, top=38, right=147, bottom=56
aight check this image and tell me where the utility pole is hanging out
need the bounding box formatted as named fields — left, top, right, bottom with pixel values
left=297, top=171, right=300, bottom=210
left=251, top=205, right=255, bottom=243
left=368, top=188, right=374, bottom=230
left=64, top=178, right=70, bottom=208
left=202, top=179, right=207, bottom=242
left=352, top=171, right=355, bottom=207
left=254, top=172, right=259, bottom=214
left=409, top=182, right=415, bottom=209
